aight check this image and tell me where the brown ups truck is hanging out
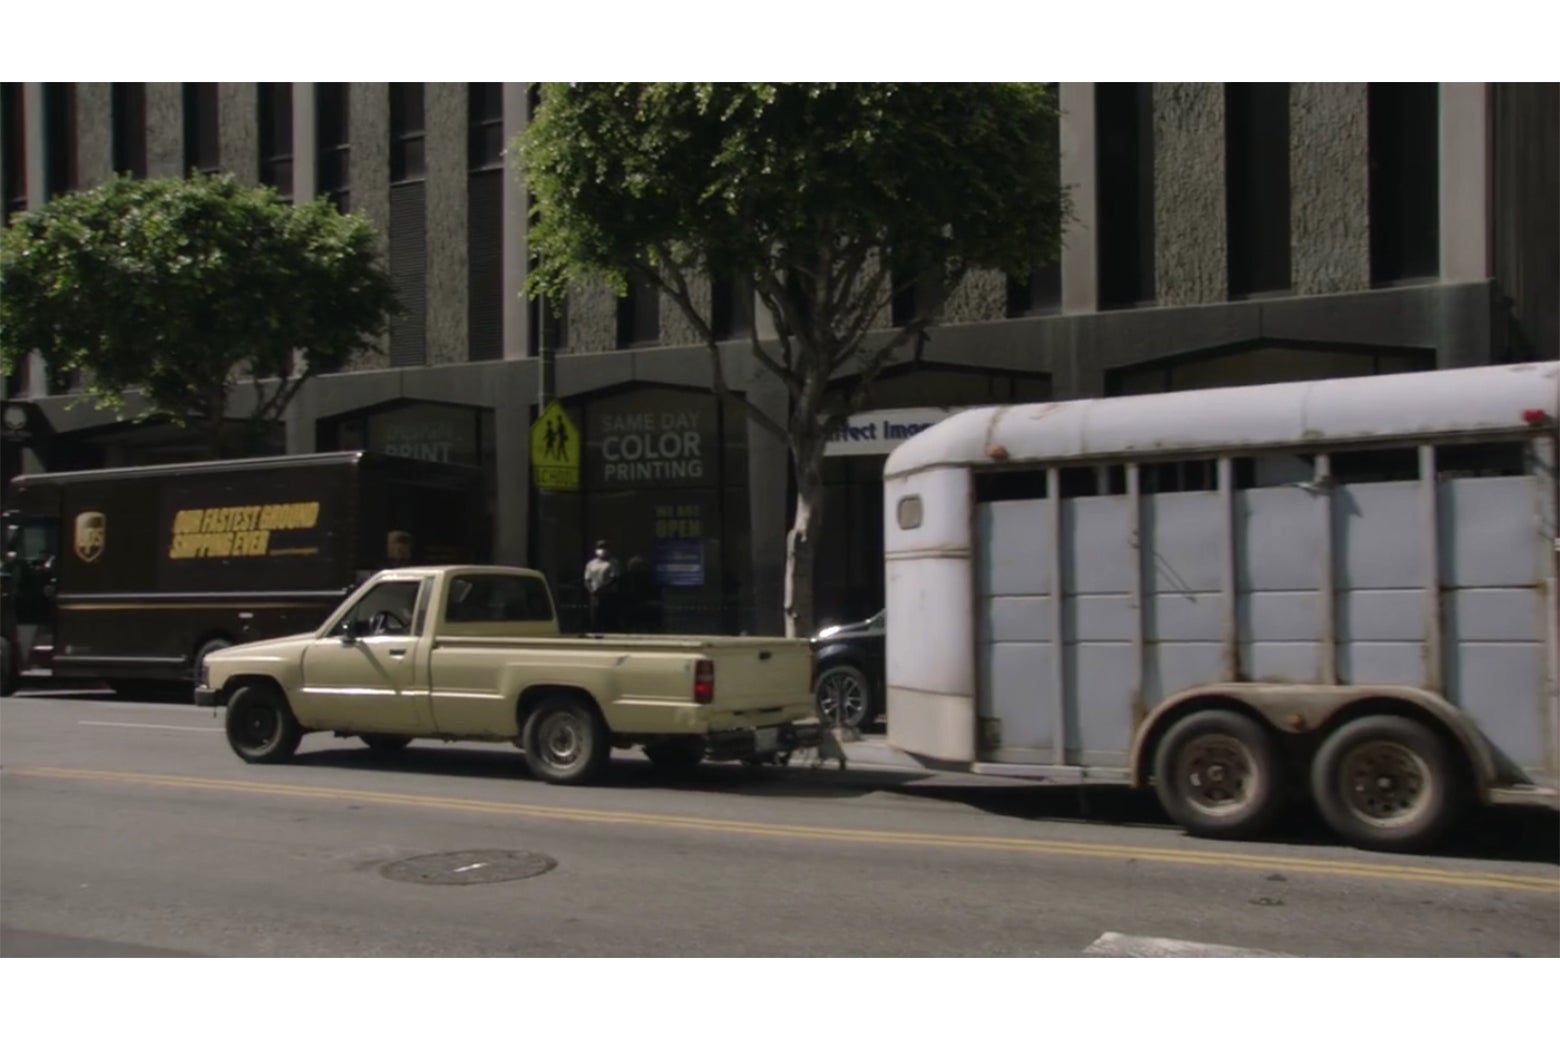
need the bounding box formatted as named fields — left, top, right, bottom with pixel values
left=0, top=452, right=488, bottom=696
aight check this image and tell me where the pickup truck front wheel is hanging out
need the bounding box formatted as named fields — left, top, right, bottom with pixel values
left=522, top=696, right=610, bottom=785
left=225, top=683, right=302, bottom=765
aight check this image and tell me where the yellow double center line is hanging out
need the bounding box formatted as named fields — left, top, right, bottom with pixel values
left=12, top=765, right=1560, bottom=895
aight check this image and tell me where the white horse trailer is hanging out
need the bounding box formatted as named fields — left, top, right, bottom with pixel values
left=881, top=363, right=1560, bottom=851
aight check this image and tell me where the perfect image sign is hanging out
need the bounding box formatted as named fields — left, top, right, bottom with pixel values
left=824, top=408, right=958, bottom=457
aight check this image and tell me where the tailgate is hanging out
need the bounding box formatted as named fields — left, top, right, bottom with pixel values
left=701, top=638, right=814, bottom=719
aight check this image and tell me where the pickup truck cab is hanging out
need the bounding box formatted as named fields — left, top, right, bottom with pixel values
left=197, top=565, right=822, bottom=784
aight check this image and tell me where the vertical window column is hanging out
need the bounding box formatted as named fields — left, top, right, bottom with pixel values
left=182, top=82, right=220, bottom=175
left=43, top=83, right=76, bottom=199
left=1097, top=83, right=1156, bottom=309
left=111, top=83, right=147, bottom=178
left=1368, top=83, right=1440, bottom=285
left=258, top=82, right=294, bottom=196
left=316, top=83, right=350, bottom=211
left=1226, top=83, right=1292, bottom=296
left=467, top=83, right=504, bottom=362
left=1007, top=82, right=1062, bottom=317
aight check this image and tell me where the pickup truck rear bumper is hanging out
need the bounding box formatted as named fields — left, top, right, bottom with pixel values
left=705, top=720, right=826, bottom=761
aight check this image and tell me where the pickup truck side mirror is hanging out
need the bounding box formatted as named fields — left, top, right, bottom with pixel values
left=337, top=618, right=359, bottom=646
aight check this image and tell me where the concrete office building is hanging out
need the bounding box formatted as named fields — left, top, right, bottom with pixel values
left=2, top=82, right=1557, bottom=633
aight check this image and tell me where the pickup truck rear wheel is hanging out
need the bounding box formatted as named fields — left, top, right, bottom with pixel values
left=643, top=736, right=707, bottom=772
left=225, top=683, right=303, bottom=765
left=522, top=696, right=610, bottom=785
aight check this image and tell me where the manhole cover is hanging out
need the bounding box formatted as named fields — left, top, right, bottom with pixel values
left=380, top=850, right=557, bottom=885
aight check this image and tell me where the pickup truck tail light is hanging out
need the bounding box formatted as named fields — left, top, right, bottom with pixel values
left=693, top=659, right=714, bottom=704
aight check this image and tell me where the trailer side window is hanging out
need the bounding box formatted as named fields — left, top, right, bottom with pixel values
left=1434, top=441, right=1529, bottom=479
left=1141, top=459, right=1216, bottom=493
left=1059, top=465, right=1126, bottom=498
left=1230, top=454, right=1317, bottom=489
left=1327, top=447, right=1420, bottom=484
left=895, top=495, right=923, bottom=530
left=974, top=469, right=1048, bottom=503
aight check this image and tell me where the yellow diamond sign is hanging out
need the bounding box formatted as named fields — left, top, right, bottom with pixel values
left=531, top=400, right=580, bottom=491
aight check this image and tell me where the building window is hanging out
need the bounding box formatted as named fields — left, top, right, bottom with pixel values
left=1097, top=83, right=1156, bottom=308
left=468, top=167, right=503, bottom=361
left=890, top=250, right=941, bottom=327
left=1368, top=83, right=1440, bottom=285
left=390, top=82, right=426, bottom=183
left=1007, top=82, right=1062, bottom=317
left=257, top=83, right=293, bottom=196
left=617, top=274, right=661, bottom=348
left=710, top=273, right=754, bottom=341
left=1226, top=83, right=1291, bottom=297
left=468, top=83, right=503, bottom=171
left=182, top=83, right=220, bottom=175
left=316, top=83, right=350, bottom=211
left=44, top=83, right=77, bottom=198
left=2, top=82, right=25, bottom=215
left=111, top=83, right=147, bottom=179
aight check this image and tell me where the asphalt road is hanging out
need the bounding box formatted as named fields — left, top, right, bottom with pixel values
left=2, top=685, right=1557, bottom=958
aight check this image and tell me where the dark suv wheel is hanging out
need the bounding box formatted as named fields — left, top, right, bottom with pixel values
left=814, top=662, right=877, bottom=730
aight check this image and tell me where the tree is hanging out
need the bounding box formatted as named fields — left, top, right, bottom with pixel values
left=1, top=173, right=397, bottom=455
left=520, top=83, right=1066, bottom=636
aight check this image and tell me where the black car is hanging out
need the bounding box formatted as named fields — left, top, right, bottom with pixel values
left=810, top=609, right=885, bottom=730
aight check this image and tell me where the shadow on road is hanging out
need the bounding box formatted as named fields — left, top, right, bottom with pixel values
left=290, top=743, right=929, bottom=803
left=891, top=782, right=1560, bottom=867
left=7, top=681, right=192, bottom=705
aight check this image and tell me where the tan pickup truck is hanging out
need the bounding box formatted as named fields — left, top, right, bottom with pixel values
left=195, top=565, right=823, bottom=784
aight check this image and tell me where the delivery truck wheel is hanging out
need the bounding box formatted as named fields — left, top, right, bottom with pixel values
left=1309, top=715, right=1463, bottom=853
left=225, top=683, right=303, bottom=765
left=1153, top=709, right=1284, bottom=840
left=192, top=637, right=232, bottom=685
left=522, top=695, right=610, bottom=785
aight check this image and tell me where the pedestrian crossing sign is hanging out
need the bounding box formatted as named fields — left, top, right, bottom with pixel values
left=530, top=400, right=581, bottom=491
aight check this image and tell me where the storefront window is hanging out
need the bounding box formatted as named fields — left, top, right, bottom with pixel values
left=535, top=386, right=746, bottom=635
left=318, top=400, right=496, bottom=559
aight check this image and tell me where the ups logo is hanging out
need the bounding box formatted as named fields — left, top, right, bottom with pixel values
left=74, top=511, right=106, bottom=563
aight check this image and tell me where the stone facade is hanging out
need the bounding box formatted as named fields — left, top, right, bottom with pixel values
left=75, top=82, right=113, bottom=187
left=1153, top=83, right=1227, bottom=306
left=426, top=83, right=468, bottom=367
left=943, top=269, right=1009, bottom=325
left=348, top=84, right=392, bottom=370
left=146, top=83, right=183, bottom=179
left=659, top=272, right=710, bottom=347
left=566, top=278, right=619, bottom=353
left=218, top=83, right=258, bottom=187
left=1291, top=83, right=1371, bottom=295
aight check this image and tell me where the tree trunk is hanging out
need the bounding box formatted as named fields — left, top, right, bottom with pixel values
left=783, top=434, right=825, bottom=638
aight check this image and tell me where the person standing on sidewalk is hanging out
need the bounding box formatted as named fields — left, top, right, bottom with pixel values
left=583, top=539, right=622, bottom=631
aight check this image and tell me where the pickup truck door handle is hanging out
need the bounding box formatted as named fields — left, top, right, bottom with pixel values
left=388, top=649, right=408, bottom=658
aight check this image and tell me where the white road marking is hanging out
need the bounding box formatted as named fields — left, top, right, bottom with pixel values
left=1084, top=931, right=1289, bottom=958
left=79, top=721, right=223, bottom=733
